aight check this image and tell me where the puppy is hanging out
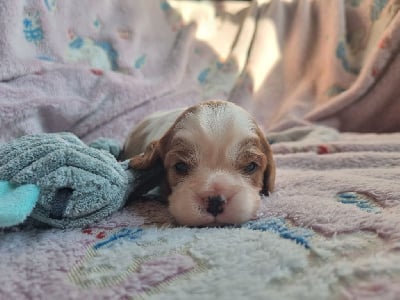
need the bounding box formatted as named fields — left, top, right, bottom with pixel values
left=122, top=100, right=275, bottom=226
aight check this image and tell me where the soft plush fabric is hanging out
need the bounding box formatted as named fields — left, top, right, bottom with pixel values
left=0, top=181, right=40, bottom=227
left=1, top=130, right=400, bottom=299
left=0, top=132, right=162, bottom=228
left=1, top=0, right=400, bottom=299
left=1, top=0, right=400, bottom=145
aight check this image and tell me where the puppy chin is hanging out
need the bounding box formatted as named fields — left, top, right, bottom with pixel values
left=168, top=185, right=261, bottom=227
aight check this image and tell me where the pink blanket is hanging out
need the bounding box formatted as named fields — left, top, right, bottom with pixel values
left=1, top=0, right=400, bottom=144
left=1, top=1, right=400, bottom=299
left=2, top=130, right=400, bottom=299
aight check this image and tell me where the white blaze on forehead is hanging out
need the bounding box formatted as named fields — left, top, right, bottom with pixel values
left=174, top=102, right=260, bottom=162
left=199, top=103, right=259, bottom=161
left=196, top=103, right=256, bottom=138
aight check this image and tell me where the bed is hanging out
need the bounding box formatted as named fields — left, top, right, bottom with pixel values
left=1, top=1, right=400, bottom=299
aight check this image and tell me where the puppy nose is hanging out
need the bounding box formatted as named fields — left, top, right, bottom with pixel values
left=206, top=195, right=225, bottom=217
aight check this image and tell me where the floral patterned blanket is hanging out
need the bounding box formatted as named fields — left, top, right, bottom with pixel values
left=1, top=0, right=400, bottom=144
left=2, top=131, right=400, bottom=300
left=1, top=1, right=400, bottom=299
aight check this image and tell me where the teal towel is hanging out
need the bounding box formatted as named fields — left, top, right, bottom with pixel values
left=0, top=133, right=162, bottom=228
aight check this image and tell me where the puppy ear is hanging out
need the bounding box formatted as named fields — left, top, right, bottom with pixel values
left=262, top=144, right=276, bottom=196
left=257, top=129, right=276, bottom=196
left=129, top=140, right=161, bottom=170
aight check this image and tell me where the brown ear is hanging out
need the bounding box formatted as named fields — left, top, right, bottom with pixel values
left=129, top=140, right=161, bottom=170
left=262, top=144, right=276, bottom=196
left=257, top=129, right=276, bottom=196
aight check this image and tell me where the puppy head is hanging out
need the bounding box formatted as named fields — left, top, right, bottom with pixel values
left=130, top=101, right=275, bottom=226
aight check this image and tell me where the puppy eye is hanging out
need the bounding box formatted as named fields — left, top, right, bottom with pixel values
left=243, top=162, right=258, bottom=174
left=174, top=162, right=189, bottom=175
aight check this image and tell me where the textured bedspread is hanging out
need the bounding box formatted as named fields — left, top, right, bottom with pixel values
left=1, top=1, right=400, bottom=299
left=2, top=131, right=400, bottom=300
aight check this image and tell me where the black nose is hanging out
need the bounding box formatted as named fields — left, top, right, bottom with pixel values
left=206, top=195, right=225, bottom=217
